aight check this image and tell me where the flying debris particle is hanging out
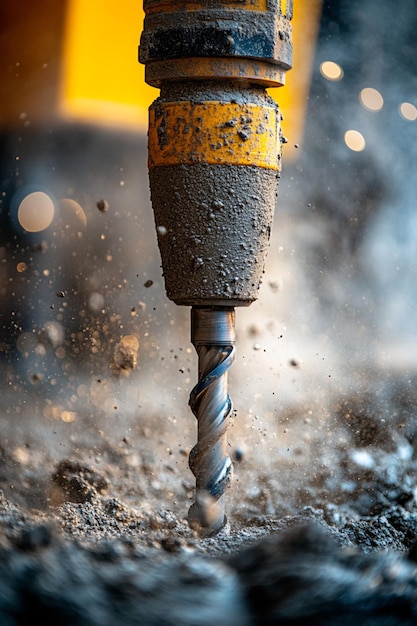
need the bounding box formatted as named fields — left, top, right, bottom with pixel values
left=268, top=279, right=281, bottom=293
left=289, top=358, right=300, bottom=368
left=157, top=225, right=167, bottom=236
left=56, top=291, right=67, bottom=298
left=96, top=198, right=109, bottom=213
left=144, top=279, right=154, bottom=288
left=248, top=324, right=261, bottom=337
left=233, top=448, right=244, bottom=462
left=112, top=335, right=140, bottom=377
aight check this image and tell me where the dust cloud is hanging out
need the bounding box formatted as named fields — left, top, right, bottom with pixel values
left=0, top=0, right=417, bottom=591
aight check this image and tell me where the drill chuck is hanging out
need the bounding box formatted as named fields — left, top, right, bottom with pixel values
left=140, top=0, right=292, bottom=89
left=140, top=0, right=292, bottom=306
left=148, top=84, right=280, bottom=306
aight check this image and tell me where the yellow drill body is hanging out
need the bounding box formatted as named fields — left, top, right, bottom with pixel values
left=140, top=0, right=292, bottom=535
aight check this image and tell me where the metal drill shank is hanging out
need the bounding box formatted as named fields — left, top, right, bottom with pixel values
left=188, top=307, right=235, bottom=535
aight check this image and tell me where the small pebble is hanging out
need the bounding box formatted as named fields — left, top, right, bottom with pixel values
left=96, top=199, right=109, bottom=212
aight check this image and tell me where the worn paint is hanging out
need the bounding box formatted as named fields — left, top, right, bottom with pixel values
left=148, top=100, right=280, bottom=170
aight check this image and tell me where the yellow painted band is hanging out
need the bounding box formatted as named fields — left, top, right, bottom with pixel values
left=149, top=101, right=280, bottom=170
left=144, top=1, right=270, bottom=15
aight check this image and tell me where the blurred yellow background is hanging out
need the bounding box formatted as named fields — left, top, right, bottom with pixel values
left=1, top=1, right=322, bottom=160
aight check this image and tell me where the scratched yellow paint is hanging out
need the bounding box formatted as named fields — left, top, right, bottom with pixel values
left=60, top=0, right=322, bottom=159
left=148, top=101, right=280, bottom=169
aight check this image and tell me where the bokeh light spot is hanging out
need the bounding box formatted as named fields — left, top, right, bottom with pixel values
left=344, top=130, right=366, bottom=152
left=360, top=87, right=384, bottom=112
left=59, top=198, right=87, bottom=228
left=61, top=411, right=77, bottom=423
left=320, top=61, right=344, bottom=81
left=399, top=102, right=417, bottom=121
left=17, top=191, right=55, bottom=232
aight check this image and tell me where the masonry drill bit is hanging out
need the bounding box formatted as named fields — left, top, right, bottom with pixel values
left=140, top=0, right=292, bottom=535
left=187, top=307, right=235, bottom=535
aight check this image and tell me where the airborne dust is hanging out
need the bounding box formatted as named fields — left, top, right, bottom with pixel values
left=1, top=0, right=417, bottom=623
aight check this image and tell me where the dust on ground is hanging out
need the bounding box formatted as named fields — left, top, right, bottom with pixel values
left=1, top=357, right=417, bottom=557
left=1, top=358, right=417, bottom=623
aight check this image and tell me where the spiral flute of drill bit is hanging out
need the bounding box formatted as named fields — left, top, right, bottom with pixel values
left=188, top=308, right=235, bottom=535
